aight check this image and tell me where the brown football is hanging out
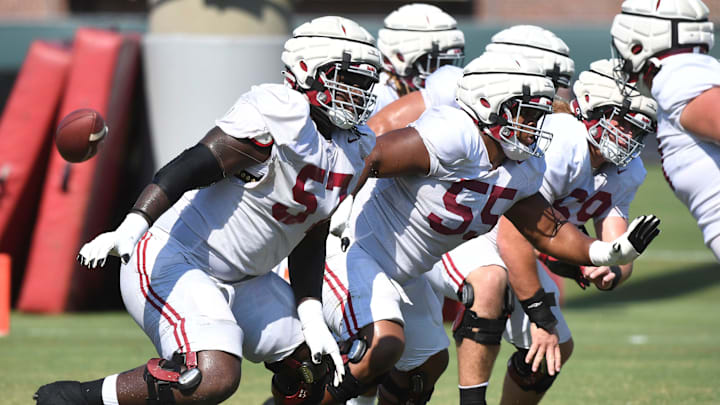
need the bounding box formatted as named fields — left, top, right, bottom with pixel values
left=55, top=108, right=108, bottom=163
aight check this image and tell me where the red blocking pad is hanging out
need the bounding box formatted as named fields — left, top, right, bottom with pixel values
left=0, top=41, right=72, bottom=306
left=18, top=28, right=140, bottom=313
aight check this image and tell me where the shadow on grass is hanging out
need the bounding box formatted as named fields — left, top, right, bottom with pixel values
left=565, top=262, right=720, bottom=309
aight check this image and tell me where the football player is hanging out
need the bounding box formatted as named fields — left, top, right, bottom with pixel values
left=611, top=0, right=720, bottom=262
left=316, top=52, right=660, bottom=405
left=374, top=3, right=465, bottom=111
left=356, top=25, right=577, bottom=405
left=327, top=3, right=466, bottom=247
left=34, top=16, right=381, bottom=405
left=427, top=59, right=658, bottom=405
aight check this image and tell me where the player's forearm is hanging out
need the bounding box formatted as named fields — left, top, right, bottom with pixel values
left=497, top=217, right=544, bottom=301
left=618, top=262, right=633, bottom=285
left=528, top=221, right=595, bottom=266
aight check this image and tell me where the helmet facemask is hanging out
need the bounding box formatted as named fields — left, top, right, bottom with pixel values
left=410, top=44, right=465, bottom=88
left=587, top=103, right=654, bottom=167
left=610, top=44, right=644, bottom=98
left=486, top=92, right=554, bottom=161
left=308, top=55, right=379, bottom=129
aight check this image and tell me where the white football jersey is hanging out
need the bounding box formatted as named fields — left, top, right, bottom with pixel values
left=652, top=53, right=720, bottom=244
left=353, top=105, right=545, bottom=284
left=652, top=54, right=720, bottom=157
left=540, top=113, right=646, bottom=225
left=152, top=84, right=375, bottom=281
left=372, top=72, right=401, bottom=113
left=420, top=65, right=462, bottom=110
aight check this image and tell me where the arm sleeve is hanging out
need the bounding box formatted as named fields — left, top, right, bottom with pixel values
left=288, top=221, right=330, bottom=302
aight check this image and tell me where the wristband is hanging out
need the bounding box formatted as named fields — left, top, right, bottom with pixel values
left=519, top=288, right=558, bottom=332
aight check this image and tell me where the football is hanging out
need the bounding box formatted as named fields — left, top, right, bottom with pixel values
left=55, top=108, right=108, bottom=163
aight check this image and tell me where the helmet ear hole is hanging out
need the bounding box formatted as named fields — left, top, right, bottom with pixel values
left=631, top=44, right=643, bottom=55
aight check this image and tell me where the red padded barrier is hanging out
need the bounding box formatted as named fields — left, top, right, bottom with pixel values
left=0, top=41, right=71, bottom=305
left=18, top=28, right=140, bottom=313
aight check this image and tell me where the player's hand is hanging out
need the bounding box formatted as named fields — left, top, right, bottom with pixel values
left=589, top=215, right=660, bottom=266
left=329, top=195, right=354, bottom=238
left=297, top=299, right=345, bottom=387
left=583, top=266, right=621, bottom=290
left=527, top=323, right=561, bottom=376
left=77, top=212, right=149, bottom=268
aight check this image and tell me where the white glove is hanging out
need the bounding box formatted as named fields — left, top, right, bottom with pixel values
left=329, top=195, right=354, bottom=238
left=297, top=299, right=345, bottom=387
left=77, top=212, right=149, bottom=269
left=589, top=215, right=660, bottom=266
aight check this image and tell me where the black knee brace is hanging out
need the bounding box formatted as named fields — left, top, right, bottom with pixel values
left=379, top=371, right=434, bottom=405
left=507, top=349, right=558, bottom=394
left=452, top=307, right=506, bottom=345
left=452, top=283, right=513, bottom=345
left=143, top=352, right=202, bottom=405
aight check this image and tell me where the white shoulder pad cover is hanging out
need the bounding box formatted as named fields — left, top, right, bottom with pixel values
left=421, top=65, right=463, bottom=109
left=411, top=105, right=488, bottom=179
left=653, top=54, right=720, bottom=116
left=215, top=84, right=311, bottom=146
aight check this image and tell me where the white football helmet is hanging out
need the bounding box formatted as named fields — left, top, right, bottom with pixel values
left=485, top=25, right=575, bottom=88
left=611, top=0, right=714, bottom=90
left=573, top=59, right=658, bottom=167
left=378, top=3, right=465, bottom=92
left=456, top=52, right=555, bottom=161
left=282, top=16, right=382, bottom=129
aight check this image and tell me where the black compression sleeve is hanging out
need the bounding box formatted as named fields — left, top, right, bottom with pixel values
left=288, top=222, right=329, bottom=302
left=152, top=143, right=225, bottom=203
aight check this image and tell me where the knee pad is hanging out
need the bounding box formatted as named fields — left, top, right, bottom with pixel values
left=507, top=349, right=558, bottom=394
left=265, top=351, right=333, bottom=405
left=379, top=371, right=434, bottom=405
left=144, top=352, right=202, bottom=405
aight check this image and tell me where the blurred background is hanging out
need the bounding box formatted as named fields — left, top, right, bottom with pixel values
left=0, top=1, right=718, bottom=404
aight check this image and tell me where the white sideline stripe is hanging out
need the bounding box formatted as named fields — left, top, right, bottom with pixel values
left=636, top=249, right=716, bottom=263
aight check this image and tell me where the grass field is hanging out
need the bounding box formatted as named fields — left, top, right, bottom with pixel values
left=2, top=164, right=719, bottom=404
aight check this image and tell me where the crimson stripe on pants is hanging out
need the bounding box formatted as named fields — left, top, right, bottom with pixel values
left=136, top=232, right=191, bottom=353
left=324, top=263, right=360, bottom=335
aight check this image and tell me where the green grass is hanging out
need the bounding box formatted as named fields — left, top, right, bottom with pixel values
left=2, top=164, right=719, bottom=404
